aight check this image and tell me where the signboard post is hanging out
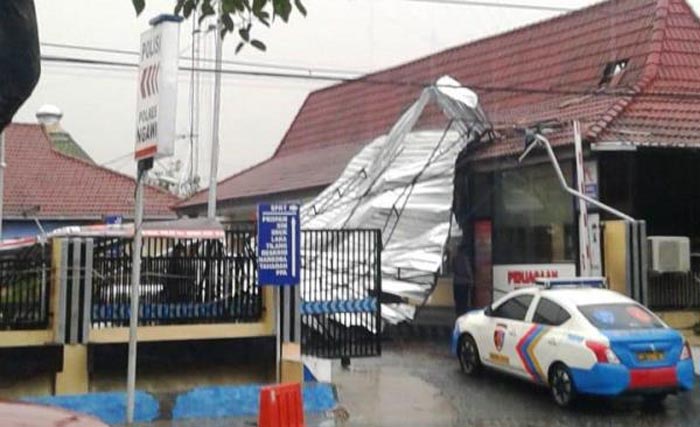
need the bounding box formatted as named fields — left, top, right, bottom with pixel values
left=127, top=14, right=181, bottom=424
left=257, top=203, right=301, bottom=382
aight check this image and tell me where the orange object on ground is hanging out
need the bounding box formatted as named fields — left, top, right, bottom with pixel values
left=258, top=382, right=305, bottom=427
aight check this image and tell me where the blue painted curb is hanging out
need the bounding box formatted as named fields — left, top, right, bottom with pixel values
left=23, top=391, right=159, bottom=425
left=172, top=383, right=336, bottom=420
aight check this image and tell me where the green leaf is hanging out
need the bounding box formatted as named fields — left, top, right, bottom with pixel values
left=294, top=0, right=307, bottom=16
left=199, top=0, right=215, bottom=23
left=253, top=0, right=267, bottom=12
left=235, top=41, right=245, bottom=54
left=221, top=13, right=235, bottom=33
left=174, top=0, right=187, bottom=15
left=239, top=27, right=250, bottom=42
left=254, top=10, right=270, bottom=26
left=271, top=0, right=292, bottom=22
left=222, top=0, right=235, bottom=13
left=132, top=0, right=145, bottom=15
left=232, top=0, right=246, bottom=12
left=251, top=39, right=266, bottom=51
left=183, top=1, right=195, bottom=18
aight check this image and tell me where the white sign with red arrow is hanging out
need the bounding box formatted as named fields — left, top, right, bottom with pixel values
left=135, top=18, right=180, bottom=161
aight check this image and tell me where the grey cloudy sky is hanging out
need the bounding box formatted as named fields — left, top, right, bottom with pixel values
left=15, top=0, right=700, bottom=189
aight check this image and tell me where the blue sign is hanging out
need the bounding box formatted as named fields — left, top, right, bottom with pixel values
left=105, top=215, right=123, bottom=225
left=257, top=203, right=301, bottom=286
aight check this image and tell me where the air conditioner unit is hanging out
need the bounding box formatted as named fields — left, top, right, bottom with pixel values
left=648, top=236, right=690, bottom=273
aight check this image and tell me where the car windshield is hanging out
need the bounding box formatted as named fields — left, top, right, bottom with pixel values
left=578, top=303, right=665, bottom=330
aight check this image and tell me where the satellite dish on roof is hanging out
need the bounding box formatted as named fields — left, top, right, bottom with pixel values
left=435, top=75, right=479, bottom=109
left=35, top=104, right=63, bottom=125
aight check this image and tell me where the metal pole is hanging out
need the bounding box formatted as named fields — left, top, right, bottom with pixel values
left=126, top=165, right=146, bottom=424
left=530, top=135, right=636, bottom=223
left=207, top=1, right=223, bottom=219
left=0, top=131, right=5, bottom=239
left=275, top=287, right=281, bottom=383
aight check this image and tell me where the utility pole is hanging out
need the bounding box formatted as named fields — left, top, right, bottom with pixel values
left=207, top=0, right=223, bottom=219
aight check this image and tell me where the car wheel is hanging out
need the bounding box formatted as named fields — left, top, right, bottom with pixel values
left=458, top=334, right=482, bottom=376
left=549, top=363, right=577, bottom=408
left=643, top=393, right=668, bottom=406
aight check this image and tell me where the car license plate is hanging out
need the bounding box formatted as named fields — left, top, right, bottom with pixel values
left=637, top=351, right=664, bottom=361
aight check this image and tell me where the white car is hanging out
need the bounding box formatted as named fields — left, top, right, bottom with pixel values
left=451, top=278, right=695, bottom=407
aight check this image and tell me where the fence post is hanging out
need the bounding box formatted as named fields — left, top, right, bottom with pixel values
left=70, top=238, right=82, bottom=345
left=53, top=239, right=69, bottom=344
left=54, top=238, right=89, bottom=395
left=638, top=221, right=649, bottom=306
left=375, top=229, right=382, bottom=356
left=82, top=239, right=93, bottom=343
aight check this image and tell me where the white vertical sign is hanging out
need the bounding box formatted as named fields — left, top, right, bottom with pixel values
left=574, top=120, right=592, bottom=276
left=134, top=17, right=180, bottom=160
left=589, top=213, right=603, bottom=276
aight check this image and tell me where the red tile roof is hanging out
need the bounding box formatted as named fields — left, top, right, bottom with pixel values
left=180, top=0, right=700, bottom=210
left=4, top=123, right=178, bottom=219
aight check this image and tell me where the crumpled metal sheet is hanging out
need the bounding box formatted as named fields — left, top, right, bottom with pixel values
left=301, top=76, right=491, bottom=324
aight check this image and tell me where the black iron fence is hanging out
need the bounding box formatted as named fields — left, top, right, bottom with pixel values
left=300, top=229, right=382, bottom=359
left=0, top=243, right=51, bottom=330
left=91, top=230, right=261, bottom=327
left=0, top=227, right=383, bottom=361
left=648, top=271, right=700, bottom=310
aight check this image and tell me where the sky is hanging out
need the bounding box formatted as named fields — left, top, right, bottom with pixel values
left=15, top=0, right=700, bottom=194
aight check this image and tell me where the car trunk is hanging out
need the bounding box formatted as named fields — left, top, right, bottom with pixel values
left=604, top=329, right=683, bottom=369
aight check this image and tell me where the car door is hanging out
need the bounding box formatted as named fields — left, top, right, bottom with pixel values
left=482, top=293, right=535, bottom=376
left=525, top=296, right=573, bottom=383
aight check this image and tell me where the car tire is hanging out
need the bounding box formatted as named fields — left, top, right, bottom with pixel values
left=549, top=363, right=577, bottom=408
left=643, top=393, right=668, bottom=406
left=458, top=334, right=482, bottom=376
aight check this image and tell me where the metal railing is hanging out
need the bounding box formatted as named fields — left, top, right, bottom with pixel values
left=648, top=271, right=700, bottom=310
left=91, top=230, right=261, bottom=327
left=0, top=243, right=51, bottom=330
left=300, top=229, right=382, bottom=359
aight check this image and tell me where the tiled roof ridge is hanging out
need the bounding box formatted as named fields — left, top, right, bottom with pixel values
left=271, top=96, right=313, bottom=158
left=587, top=0, right=670, bottom=140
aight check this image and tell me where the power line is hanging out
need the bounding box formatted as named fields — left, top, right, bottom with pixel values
left=39, top=53, right=700, bottom=102
left=41, top=41, right=363, bottom=77
left=395, top=0, right=573, bottom=12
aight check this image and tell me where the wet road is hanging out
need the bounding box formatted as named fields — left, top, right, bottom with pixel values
left=126, top=338, right=700, bottom=427
left=332, top=338, right=700, bottom=427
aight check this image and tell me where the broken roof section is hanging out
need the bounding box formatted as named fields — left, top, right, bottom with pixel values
left=301, top=76, right=491, bottom=324
left=178, top=0, right=700, bottom=213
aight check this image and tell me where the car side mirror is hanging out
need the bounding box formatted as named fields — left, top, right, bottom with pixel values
left=484, top=305, right=493, bottom=316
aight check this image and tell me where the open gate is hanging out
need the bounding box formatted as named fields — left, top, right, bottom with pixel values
left=300, top=229, right=382, bottom=359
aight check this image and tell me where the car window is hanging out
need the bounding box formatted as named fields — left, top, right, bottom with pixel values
left=578, top=303, right=664, bottom=330
left=492, top=294, right=533, bottom=321
left=533, top=297, right=571, bottom=326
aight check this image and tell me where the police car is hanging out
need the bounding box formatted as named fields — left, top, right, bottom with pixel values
left=451, top=277, right=695, bottom=407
